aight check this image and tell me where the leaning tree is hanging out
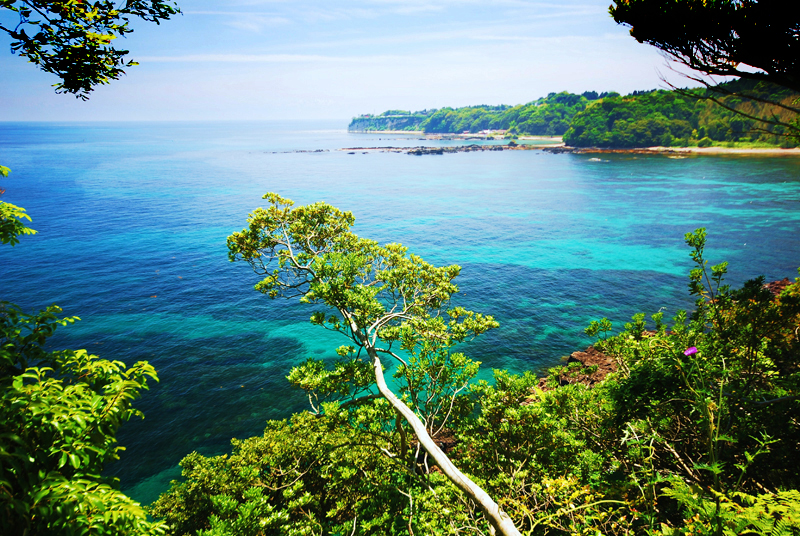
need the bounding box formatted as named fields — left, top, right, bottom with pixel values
left=227, top=193, right=522, bottom=536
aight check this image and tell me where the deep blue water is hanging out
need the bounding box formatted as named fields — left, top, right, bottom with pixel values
left=1, top=121, right=799, bottom=503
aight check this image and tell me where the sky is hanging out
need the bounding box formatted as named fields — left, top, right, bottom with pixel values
left=0, top=0, right=699, bottom=121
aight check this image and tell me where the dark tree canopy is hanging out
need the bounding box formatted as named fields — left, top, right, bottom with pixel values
left=0, top=0, right=180, bottom=99
left=610, top=0, right=800, bottom=93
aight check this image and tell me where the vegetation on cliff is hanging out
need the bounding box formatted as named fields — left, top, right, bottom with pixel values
left=351, top=81, right=799, bottom=149
left=151, top=197, right=800, bottom=536
left=348, top=91, right=615, bottom=136
left=564, top=80, right=800, bottom=148
left=347, top=110, right=438, bottom=132
left=4, top=1, right=799, bottom=533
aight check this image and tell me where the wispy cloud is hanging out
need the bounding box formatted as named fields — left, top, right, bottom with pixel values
left=190, top=0, right=602, bottom=26
left=184, top=11, right=291, bottom=32
left=138, top=53, right=400, bottom=63
left=268, top=12, right=607, bottom=52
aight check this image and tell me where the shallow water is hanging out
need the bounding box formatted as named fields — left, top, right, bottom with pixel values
left=1, top=120, right=798, bottom=503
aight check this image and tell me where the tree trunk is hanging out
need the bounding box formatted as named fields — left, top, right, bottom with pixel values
left=367, top=347, right=521, bottom=536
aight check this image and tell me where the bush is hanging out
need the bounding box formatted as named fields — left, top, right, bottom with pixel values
left=1, top=302, right=163, bottom=535
left=698, top=136, right=713, bottom=147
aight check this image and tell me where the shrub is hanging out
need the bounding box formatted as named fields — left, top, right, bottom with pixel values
left=698, top=136, right=713, bottom=147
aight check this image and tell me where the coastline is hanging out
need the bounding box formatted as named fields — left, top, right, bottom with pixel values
left=574, top=146, right=800, bottom=156
left=339, top=144, right=800, bottom=157
left=649, top=146, right=800, bottom=155
left=347, top=131, right=798, bottom=155
left=348, top=130, right=564, bottom=143
left=349, top=130, right=424, bottom=135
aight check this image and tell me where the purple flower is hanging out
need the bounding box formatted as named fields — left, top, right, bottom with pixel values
left=684, top=346, right=698, bottom=356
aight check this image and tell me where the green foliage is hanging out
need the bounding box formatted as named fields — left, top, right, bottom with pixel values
left=394, top=348, right=478, bottom=437
left=0, top=200, right=36, bottom=246
left=659, top=485, right=800, bottom=536
left=348, top=92, right=589, bottom=136
left=564, top=80, right=800, bottom=148
left=0, top=301, right=164, bottom=535
left=156, top=211, right=800, bottom=536
left=584, top=229, right=800, bottom=533
left=456, top=370, right=631, bottom=533
left=0, top=165, right=37, bottom=246
left=0, top=0, right=180, bottom=98
left=150, top=412, right=479, bottom=536
left=585, top=317, right=613, bottom=340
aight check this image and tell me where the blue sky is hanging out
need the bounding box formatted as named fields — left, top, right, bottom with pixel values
left=0, top=0, right=697, bottom=121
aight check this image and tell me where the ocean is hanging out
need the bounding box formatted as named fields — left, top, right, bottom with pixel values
left=1, top=120, right=799, bottom=504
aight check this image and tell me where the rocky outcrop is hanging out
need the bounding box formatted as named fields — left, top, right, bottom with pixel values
left=765, top=277, right=793, bottom=297
left=408, top=147, right=444, bottom=155
left=535, top=346, right=617, bottom=393
left=343, top=144, right=522, bottom=155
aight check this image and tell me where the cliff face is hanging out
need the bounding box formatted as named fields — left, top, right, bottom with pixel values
left=348, top=115, right=425, bottom=132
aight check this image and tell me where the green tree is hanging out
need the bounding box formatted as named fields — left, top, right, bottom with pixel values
left=1, top=303, right=165, bottom=535
left=1, top=166, right=164, bottom=535
left=227, top=193, right=521, bottom=536
left=1, top=0, right=180, bottom=99
left=0, top=166, right=35, bottom=246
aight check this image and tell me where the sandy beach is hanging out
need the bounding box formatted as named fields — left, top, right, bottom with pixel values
left=349, top=130, right=424, bottom=135
left=574, top=146, right=800, bottom=156
left=346, top=130, right=799, bottom=156
left=646, top=146, right=800, bottom=155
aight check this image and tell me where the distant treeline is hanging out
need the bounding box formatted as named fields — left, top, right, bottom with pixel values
left=349, top=81, right=799, bottom=148
left=348, top=91, right=618, bottom=136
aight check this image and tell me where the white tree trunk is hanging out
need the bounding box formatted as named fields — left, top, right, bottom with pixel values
left=367, top=347, right=521, bottom=536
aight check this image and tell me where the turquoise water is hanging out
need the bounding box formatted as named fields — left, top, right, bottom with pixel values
left=2, top=121, right=799, bottom=503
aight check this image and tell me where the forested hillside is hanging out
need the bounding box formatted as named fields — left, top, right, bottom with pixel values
left=564, top=80, right=799, bottom=148
left=348, top=91, right=616, bottom=136
left=351, top=81, right=799, bottom=148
